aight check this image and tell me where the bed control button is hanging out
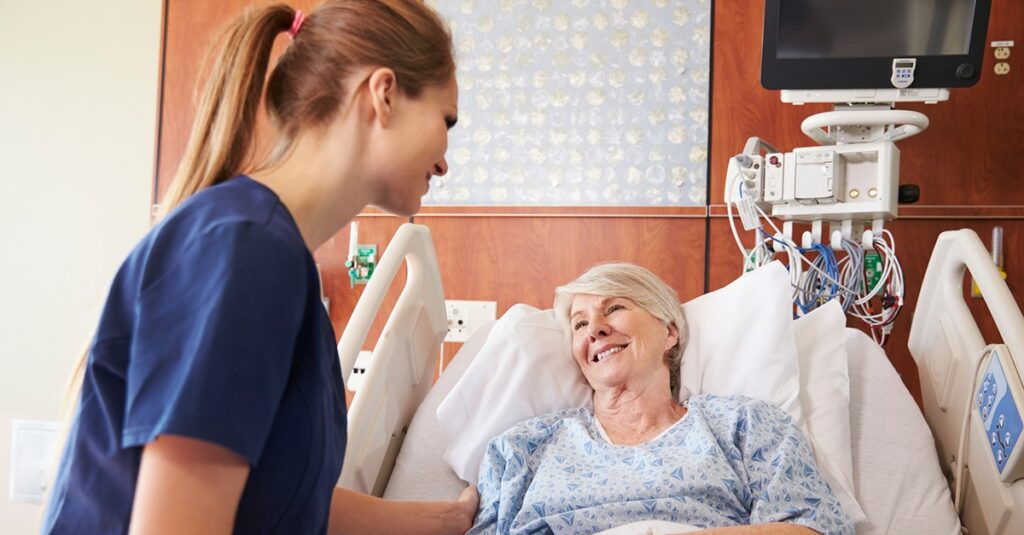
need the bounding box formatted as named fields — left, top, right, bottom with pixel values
left=998, top=414, right=1005, bottom=429
left=1004, top=432, right=1012, bottom=447
left=992, top=432, right=999, bottom=446
left=997, top=449, right=1005, bottom=464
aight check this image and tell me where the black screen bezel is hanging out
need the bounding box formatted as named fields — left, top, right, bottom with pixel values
left=760, top=0, right=992, bottom=90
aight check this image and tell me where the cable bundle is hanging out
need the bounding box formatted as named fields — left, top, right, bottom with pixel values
left=725, top=168, right=905, bottom=345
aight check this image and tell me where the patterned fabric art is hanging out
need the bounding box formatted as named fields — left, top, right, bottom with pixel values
left=468, top=394, right=853, bottom=535
left=425, top=0, right=711, bottom=206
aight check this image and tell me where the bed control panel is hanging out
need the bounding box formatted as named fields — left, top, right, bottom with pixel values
left=976, top=345, right=1024, bottom=482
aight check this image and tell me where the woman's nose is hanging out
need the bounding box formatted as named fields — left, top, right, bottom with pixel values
left=587, top=320, right=609, bottom=340
left=433, top=157, right=448, bottom=176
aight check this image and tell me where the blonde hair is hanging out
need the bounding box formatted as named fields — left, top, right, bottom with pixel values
left=158, top=0, right=455, bottom=217
left=554, top=262, right=687, bottom=399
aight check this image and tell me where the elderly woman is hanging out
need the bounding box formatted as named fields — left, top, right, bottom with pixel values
left=467, top=263, right=853, bottom=535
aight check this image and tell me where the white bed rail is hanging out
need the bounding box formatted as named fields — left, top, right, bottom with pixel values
left=336, top=223, right=448, bottom=496
left=909, top=229, right=1024, bottom=534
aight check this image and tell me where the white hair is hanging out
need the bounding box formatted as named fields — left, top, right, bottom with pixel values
left=554, top=262, right=687, bottom=399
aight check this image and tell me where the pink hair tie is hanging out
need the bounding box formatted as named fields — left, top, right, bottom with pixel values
left=287, top=10, right=306, bottom=40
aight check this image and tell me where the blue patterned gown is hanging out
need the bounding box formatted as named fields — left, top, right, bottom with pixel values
left=468, top=394, right=853, bottom=535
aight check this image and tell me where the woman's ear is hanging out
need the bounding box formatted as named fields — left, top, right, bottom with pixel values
left=366, top=67, right=398, bottom=127
left=664, top=323, right=679, bottom=351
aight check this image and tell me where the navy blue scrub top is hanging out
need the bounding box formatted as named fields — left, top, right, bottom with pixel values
left=43, top=176, right=347, bottom=534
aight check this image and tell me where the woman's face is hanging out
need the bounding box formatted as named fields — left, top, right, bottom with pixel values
left=370, top=75, right=458, bottom=217
left=569, top=294, right=678, bottom=394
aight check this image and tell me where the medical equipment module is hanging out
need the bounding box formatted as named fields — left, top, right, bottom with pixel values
left=725, top=0, right=992, bottom=344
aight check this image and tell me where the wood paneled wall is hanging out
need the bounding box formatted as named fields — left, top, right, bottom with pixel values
left=156, top=0, right=1022, bottom=405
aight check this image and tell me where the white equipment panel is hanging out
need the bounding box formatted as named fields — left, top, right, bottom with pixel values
left=976, top=346, right=1024, bottom=482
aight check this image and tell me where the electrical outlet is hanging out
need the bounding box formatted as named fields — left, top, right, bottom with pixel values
left=994, top=47, right=1011, bottom=60
left=9, top=420, right=60, bottom=503
left=994, top=62, right=1010, bottom=76
left=445, top=300, right=497, bottom=343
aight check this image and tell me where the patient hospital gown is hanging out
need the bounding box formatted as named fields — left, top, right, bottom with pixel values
left=468, top=394, right=852, bottom=535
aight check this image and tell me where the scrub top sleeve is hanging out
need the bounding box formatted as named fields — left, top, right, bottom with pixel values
left=123, top=222, right=309, bottom=465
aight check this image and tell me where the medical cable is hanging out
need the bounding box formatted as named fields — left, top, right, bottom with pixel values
left=836, top=238, right=865, bottom=312
left=796, top=243, right=842, bottom=314
left=727, top=185, right=905, bottom=338
left=725, top=167, right=762, bottom=273
left=750, top=203, right=854, bottom=295
left=953, top=350, right=990, bottom=515
left=845, top=231, right=905, bottom=345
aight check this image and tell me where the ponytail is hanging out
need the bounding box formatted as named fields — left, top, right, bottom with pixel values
left=157, top=5, right=295, bottom=218
left=157, top=1, right=454, bottom=217
left=56, top=5, right=296, bottom=473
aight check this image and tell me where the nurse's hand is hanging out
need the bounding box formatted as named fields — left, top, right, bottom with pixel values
left=328, top=484, right=478, bottom=535
left=450, top=485, right=479, bottom=533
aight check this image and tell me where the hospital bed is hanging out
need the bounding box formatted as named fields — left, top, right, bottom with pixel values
left=336, top=224, right=1023, bottom=534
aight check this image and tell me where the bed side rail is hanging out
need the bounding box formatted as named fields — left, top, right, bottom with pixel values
left=336, top=223, right=447, bottom=496
left=908, top=228, right=1024, bottom=534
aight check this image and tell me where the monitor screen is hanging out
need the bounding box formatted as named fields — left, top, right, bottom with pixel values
left=761, top=0, right=990, bottom=90
left=777, top=0, right=976, bottom=59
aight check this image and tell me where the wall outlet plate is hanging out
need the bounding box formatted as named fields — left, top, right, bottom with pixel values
left=9, top=419, right=60, bottom=503
left=445, top=300, right=497, bottom=343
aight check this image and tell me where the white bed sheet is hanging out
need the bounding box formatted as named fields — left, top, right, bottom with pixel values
left=383, top=325, right=959, bottom=534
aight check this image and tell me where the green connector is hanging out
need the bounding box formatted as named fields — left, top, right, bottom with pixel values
left=744, top=250, right=758, bottom=273
left=346, top=244, right=377, bottom=288
left=864, top=251, right=882, bottom=291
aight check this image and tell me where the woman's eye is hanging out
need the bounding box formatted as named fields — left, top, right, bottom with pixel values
left=573, top=321, right=587, bottom=331
left=607, top=304, right=624, bottom=314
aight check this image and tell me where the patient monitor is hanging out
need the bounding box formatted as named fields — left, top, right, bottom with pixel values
left=722, top=1, right=992, bottom=342
left=729, top=0, right=991, bottom=245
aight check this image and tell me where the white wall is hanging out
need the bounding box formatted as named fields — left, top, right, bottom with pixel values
left=0, top=1, right=161, bottom=531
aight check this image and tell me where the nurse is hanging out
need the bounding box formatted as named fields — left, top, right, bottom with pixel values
left=42, top=1, right=476, bottom=534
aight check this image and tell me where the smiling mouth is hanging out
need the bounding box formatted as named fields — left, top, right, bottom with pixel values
left=593, top=344, right=628, bottom=363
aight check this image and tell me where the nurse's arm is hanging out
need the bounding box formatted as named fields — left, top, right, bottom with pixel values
left=129, top=434, right=249, bottom=535
left=329, top=485, right=478, bottom=535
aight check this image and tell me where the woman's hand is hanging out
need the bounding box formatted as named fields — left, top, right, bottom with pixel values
left=329, top=484, right=479, bottom=535
left=448, top=485, right=479, bottom=533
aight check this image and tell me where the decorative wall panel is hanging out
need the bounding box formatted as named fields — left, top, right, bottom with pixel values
left=425, top=0, right=711, bottom=206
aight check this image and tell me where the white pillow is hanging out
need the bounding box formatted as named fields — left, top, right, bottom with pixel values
left=794, top=301, right=866, bottom=524
left=437, top=262, right=801, bottom=484
left=679, top=261, right=802, bottom=424
left=435, top=304, right=591, bottom=483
